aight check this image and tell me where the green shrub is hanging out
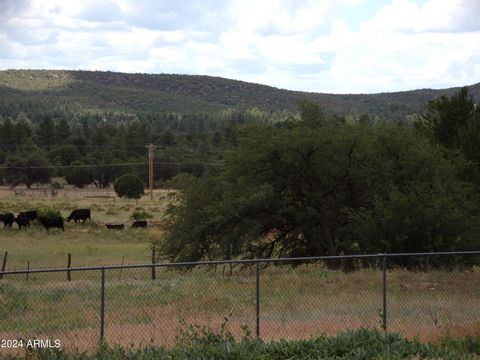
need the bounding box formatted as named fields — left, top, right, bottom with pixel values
left=130, top=207, right=153, bottom=220
left=37, top=207, right=61, bottom=218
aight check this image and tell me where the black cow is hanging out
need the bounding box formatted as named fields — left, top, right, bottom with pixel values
left=39, top=216, right=64, bottom=232
left=106, top=224, right=125, bottom=230
left=2, top=213, right=15, bottom=228
left=67, top=209, right=91, bottom=223
left=131, top=220, right=147, bottom=228
left=19, top=210, right=38, bottom=222
left=15, top=214, right=30, bottom=229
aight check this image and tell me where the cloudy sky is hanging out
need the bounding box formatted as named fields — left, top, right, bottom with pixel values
left=1, top=0, right=479, bottom=93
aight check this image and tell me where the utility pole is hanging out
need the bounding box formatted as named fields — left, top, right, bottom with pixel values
left=146, top=144, right=154, bottom=200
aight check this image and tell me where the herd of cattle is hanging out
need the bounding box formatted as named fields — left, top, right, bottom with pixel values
left=0, top=208, right=148, bottom=231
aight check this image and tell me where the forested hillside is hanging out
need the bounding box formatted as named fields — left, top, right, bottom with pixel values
left=1, top=69, right=479, bottom=122
left=0, top=69, right=479, bottom=193
left=1, top=69, right=480, bottom=259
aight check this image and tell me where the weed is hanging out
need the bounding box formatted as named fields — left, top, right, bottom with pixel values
left=105, top=208, right=118, bottom=216
left=175, top=310, right=252, bottom=346
left=130, top=207, right=153, bottom=220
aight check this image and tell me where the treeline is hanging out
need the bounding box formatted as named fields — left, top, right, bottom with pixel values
left=2, top=85, right=480, bottom=261
left=159, top=88, right=480, bottom=263
left=0, top=107, right=292, bottom=188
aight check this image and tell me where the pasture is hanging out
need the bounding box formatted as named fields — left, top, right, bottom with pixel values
left=0, top=190, right=479, bottom=354
left=0, top=190, right=169, bottom=269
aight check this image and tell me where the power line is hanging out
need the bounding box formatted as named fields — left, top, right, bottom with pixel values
left=154, top=146, right=226, bottom=153
left=154, top=161, right=225, bottom=166
left=0, top=143, right=227, bottom=153
left=0, top=160, right=225, bottom=170
left=0, top=162, right=147, bottom=170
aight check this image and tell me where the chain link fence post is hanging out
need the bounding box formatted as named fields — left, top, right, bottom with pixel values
left=256, top=260, right=260, bottom=339
left=100, top=267, right=105, bottom=342
left=382, top=255, right=387, bottom=332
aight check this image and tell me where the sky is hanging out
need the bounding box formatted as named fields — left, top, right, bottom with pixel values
left=0, top=0, right=479, bottom=94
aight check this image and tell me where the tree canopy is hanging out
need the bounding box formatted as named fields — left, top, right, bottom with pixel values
left=113, top=173, right=145, bottom=199
left=2, top=152, right=52, bottom=188
left=417, top=87, right=475, bottom=148
left=416, top=87, right=480, bottom=190
left=160, top=112, right=480, bottom=264
left=64, top=160, right=94, bottom=188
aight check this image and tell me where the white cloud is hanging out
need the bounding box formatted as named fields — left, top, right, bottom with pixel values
left=362, top=0, right=480, bottom=33
left=0, top=0, right=479, bottom=93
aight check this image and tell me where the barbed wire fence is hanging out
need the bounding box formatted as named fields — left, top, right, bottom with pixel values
left=0, top=251, right=479, bottom=355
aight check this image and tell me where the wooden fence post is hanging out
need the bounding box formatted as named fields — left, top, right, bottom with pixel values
left=0, top=251, right=8, bottom=279
left=26, top=260, right=30, bottom=282
left=67, top=253, right=72, bottom=281
left=151, top=246, right=156, bottom=280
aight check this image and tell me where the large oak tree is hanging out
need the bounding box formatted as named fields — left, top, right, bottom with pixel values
left=160, top=108, right=479, bottom=263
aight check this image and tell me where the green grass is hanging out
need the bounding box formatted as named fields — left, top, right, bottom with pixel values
left=0, top=265, right=479, bottom=353
left=0, top=193, right=479, bottom=355
left=0, top=193, right=169, bottom=269
left=1, top=227, right=154, bottom=269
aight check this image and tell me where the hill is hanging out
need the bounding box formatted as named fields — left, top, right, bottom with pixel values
left=0, top=69, right=479, bottom=121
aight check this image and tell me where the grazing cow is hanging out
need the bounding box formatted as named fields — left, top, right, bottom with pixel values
left=2, top=213, right=15, bottom=228
left=67, top=209, right=91, bottom=223
left=106, top=224, right=125, bottom=230
left=19, top=210, right=38, bottom=222
left=131, top=220, right=147, bottom=228
left=15, top=214, right=30, bottom=229
left=38, top=216, right=64, bottom=232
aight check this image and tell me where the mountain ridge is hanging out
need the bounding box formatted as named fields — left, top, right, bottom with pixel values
left=1, top=69, right=479, bottom=121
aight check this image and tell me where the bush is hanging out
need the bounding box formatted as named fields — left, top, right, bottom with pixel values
left=50, top=181, right=63, bottom=189
left=130, top=207, right=153, bottom=220
left=113, top=173, right=145, bottom=199
left=37, top=207, right=61, bottom=218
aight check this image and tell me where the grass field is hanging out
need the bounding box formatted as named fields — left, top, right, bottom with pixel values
left=0, top=191, right=170, bottom=269
left=0, top=263, right=479, bottom=354
left=0, top=191, right=479, bottom=355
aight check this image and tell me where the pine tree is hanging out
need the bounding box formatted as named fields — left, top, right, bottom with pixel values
left=13, top=112, right=33, bottom=147
left=36, top=116, right=55, bottom=151
left=0, top=117, right=14, bottom=151
left=55, top=117, right=71, bottom=145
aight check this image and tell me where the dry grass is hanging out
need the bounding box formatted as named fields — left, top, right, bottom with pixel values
left=0, top=190, right=479, bottom=353
left=0, top=190, right=171, bottom=269
left=1, top=265, right=479, bottom=353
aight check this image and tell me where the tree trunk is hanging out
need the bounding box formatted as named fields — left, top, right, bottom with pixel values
left=318, top=206, right=337, bottom=256
left=318, top=206, right=339, bottom=268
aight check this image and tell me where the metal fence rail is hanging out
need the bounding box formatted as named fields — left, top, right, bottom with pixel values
left=0, top=251, right=479, bottom=353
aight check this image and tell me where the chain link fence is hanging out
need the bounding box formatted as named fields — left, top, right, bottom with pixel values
left=0, top=251, right=479, bottom=355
